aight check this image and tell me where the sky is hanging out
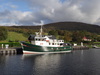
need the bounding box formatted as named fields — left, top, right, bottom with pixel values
left=0, top=0, right=100, bottom=26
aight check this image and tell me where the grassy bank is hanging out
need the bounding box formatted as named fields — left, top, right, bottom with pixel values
left=0, top=42, right=21, bottom=47
left=6, top=32, right=27, bottom=42
left=0, top=31, right=28, bottom=48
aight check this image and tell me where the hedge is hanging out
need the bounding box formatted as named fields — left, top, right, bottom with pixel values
left=0, top=42, right=21, bottom=47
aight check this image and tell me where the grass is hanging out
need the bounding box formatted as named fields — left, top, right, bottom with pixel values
left=6, top=32, right=27, bottom=42
left=0, top=42, right=21, bottom=47
left=94, top=42, right=100, bottom=44
left=0, top=31, right=28, bottom=47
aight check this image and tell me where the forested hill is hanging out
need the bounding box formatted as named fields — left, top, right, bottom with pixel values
left=11, top=22, right=100, bottom=33
left=45, top=22, right=100, bottom=33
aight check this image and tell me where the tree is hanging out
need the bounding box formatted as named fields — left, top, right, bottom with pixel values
left=64, top=31, right=72, bottom=42
left=72, top=31, right=84, bottom=42
left=0, top=27, right=8, bottom=41
left=58, top=30, right=65, bottom=36
left=97, top=35, right=100, bottom=42
left=48, top=30, right=58, bottom=36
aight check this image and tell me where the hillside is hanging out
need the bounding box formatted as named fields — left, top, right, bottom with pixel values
left=45, top=22, right=100, bottom=33
left=7, top=32, right=27, bottom=42
left=1, top=22, right=100, bottom=43
left=10, top=22, right=100, bottom=33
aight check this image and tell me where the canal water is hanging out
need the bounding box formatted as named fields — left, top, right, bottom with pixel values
left=0, top=48, right=100, bottom=75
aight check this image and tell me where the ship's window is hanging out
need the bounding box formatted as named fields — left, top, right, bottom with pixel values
left=49, top=43, right=50, bottom=45
left=35, top=39, right=37, bottom=41
left=60, top=43, right=63, bottom=45
left=39, top=39, right=40, bottom=41
left=52, top=43, right=54, bottom=45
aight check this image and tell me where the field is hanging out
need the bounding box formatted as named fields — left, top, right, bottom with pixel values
left=6, top=32, right=27, bottom=42
left=0, top=32, right=28, bottom=47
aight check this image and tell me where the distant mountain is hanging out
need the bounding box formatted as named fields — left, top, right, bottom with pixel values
left=11, top=22, right=100, bottom=33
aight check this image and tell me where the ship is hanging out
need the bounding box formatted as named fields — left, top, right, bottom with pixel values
left=21, top=25, right=73, bottom=54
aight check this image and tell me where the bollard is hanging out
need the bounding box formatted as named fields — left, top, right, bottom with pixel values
left=2, top=44, right=3, bottom=49
left=5, top=44, right=9, bottom=49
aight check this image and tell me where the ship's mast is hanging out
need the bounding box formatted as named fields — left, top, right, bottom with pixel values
left=40, top=24, right=43, bottom=36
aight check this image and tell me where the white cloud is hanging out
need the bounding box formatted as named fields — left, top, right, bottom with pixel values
left=0, top=3, right=18, bottom=11
left=1, top=0, right=100, bottom=26
left=25, top=0, right=100, bottom=25
left=0, top=10, right=34, bottom=26
left=33, top=20, right=44, bottom=25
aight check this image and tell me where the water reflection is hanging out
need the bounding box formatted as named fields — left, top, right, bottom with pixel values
left=0, top=49, right=100, bottom=75
left=22, top=53, right=70, bottom=75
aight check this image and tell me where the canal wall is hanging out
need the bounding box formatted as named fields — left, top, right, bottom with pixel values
left=0, top=48, right=23, bottom=55
left=73, top=46, right=89, bottom=50
left=0, top=46, right=89, bottom=55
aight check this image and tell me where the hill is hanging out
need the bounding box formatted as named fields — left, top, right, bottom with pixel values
left=45, top=22, right=100, bottom=33
left=10, top=22, right=100, bottom=33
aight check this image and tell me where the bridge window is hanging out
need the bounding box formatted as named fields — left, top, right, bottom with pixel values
left=49, top=43, right=51, bottom=45
left=52, top=43, right=54, bottom=45
left=42, top=39, right=44, bottom=41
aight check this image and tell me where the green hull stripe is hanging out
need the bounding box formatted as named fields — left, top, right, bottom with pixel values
left=21, top=42, right=72, bottom=52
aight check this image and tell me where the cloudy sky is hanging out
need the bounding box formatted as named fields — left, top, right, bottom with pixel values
left=0, top=0, right=100, bottom=26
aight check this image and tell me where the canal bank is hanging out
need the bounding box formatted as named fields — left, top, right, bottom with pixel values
left=0, top=48, right=23, bottom=55
left=0, top=46, right=89, bottom=55
left=73, top=46, right=89, bottom=50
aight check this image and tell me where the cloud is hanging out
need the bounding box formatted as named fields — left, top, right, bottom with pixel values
left=79, top=0, right=100, bottom=24
left=24, top=0, right=100, bottom=25
left=33, top=20, right=44, bottom=25
left=0, top=3, right=18, bottom=11
left=0, top=0, right=100, bottom=26
left=0, top=10, right=34, bottom=26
